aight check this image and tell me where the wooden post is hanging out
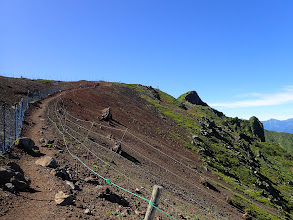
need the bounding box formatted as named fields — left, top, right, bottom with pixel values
left=144, top=185, right=163, bottom=220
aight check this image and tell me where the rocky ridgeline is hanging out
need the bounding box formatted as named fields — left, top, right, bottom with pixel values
left=180, top=91, right=208, bottom=106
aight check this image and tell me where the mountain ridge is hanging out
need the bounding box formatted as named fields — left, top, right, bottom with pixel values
left=1, top=78, right=293, bottom=219
left=262, top=118, right=293, bottom=134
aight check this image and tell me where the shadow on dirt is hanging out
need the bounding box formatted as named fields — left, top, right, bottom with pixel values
left=98, top=188, right=129, bottom=207
left=120, top=151, right=140, bottom=164
left=203, top=181, right=220, bottom=193
left=108, top=119, right=127, bottom=128
left=16, top=189, right=53, bottom=202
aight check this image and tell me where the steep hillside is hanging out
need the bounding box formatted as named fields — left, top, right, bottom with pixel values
left=262, top=118, right=293, bottom=134
left=1, top=80, right=293, bottom=219
left=265, top=130, right=293, bottom=154
left=0, top=76, right=57, bottom=106
left=116, top=83, right=293, bottom=219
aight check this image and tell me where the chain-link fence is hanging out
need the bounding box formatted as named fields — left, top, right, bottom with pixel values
left=0, top=85, right=63, bottom=154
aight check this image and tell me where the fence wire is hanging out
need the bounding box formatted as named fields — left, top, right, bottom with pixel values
left=0, top=85, right=63, bottom=154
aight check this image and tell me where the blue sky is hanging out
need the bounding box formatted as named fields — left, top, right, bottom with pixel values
left=1, top=0, right=293, bottom=121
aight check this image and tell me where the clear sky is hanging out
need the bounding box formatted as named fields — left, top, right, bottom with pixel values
left=1, top=0, right=293, bottom=121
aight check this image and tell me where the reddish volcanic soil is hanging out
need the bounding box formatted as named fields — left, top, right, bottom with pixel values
left=0, top=82, right=246, bottom=219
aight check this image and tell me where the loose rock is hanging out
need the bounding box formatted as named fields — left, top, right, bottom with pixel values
left=84, top=208, right=91, bottom=215
left=55, top=191, right=73, bottom=206
left=65, top=180, right=77, bottom=190
left=112, top=143, right=121, bottom=154
left=102, top=107, right=112, bottom=121
left=35, top=156, right=58, bottom=168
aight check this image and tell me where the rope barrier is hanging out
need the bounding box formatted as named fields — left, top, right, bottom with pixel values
left=48, top=98, right=178, bottom=220
left=54, top=99, right=229, bottom=219
left=61, top=119, right=214, bottom=219
left=61, top=124, right=145, bottom=189
left=61, top=100, right=282, bottom=219
left=53, top=95, right=283, bottom=220
left=61, top=109, right=245, bottom=218
left=53, top=92, right=224, bottom=219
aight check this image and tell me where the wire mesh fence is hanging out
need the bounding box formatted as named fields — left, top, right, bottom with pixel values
left=0, top=85, right=63, bottom=154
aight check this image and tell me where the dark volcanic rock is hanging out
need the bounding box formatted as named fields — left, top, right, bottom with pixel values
left=249, top=116, right=265, bottom=142
left=15, top=137, right=35, bottom=151
left=0, top=167, right=31, bottom=191
left=0, top=168, right=15, bottom=185
left=15, top=137, right=40, bottom=155
left=182, top=91, right=208, bottom=106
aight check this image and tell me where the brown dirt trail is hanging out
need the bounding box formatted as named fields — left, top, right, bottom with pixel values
left=0, top=93, right=70, bottom=220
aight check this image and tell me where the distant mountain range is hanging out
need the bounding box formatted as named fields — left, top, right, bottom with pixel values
left=262, top=118, right=293, bottom=134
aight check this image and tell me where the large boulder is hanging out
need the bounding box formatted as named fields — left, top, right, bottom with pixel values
left=35, top=156, right=58, bottom=168
left=0, top=167, right=31, bottom=191
left=15, top=137, right=35, bottom=150
left=15, top=137, right=40, bottom=155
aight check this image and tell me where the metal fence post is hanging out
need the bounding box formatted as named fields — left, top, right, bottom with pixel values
left=14, top=103, right=17, bottom=140
left=2, top=103, right=6, bottom=152
left=0, top=85, right=64, bottom=154
left=20, top=99, right=24, bottom=129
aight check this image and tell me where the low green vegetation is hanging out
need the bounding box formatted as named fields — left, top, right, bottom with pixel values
left=118, top=83, right=293, bottom=219
left=21, top=77, right=55, bottom=83
left=265, top=130, right=293, bottom=154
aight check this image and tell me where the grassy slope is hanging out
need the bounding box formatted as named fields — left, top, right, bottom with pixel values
left=119, top=83, right=293, bottom=220
left=265, top=130, right=293, bottom=154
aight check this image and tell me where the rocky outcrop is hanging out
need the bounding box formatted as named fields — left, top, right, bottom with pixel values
left=249, top=116, right=265, bottom=142
left=145, top=86, right=160, bottom=100
left=180, top=91, right=208, bottom=106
